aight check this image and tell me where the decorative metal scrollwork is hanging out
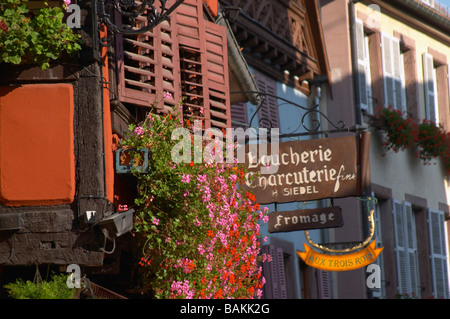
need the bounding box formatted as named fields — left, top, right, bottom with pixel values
left=97, top=0, right=185, bottom=35
left=301, top=109, right=346, bottom=134
left=230, top=90, right=363, bottom=138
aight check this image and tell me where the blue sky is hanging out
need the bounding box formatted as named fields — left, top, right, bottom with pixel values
left=437, top=0, right=450, bottom=8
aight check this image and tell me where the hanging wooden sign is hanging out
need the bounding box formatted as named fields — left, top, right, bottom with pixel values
left=297, top=241, right=384, bottom=272
left=242, top=132, right=371, bottom=204
left=268, top=206, right=343, bottom=233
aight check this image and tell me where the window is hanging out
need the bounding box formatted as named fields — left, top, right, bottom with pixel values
left=422, top=53, right=439, bottom=123
left=428, top=209, right=449, bottom=298
left=114, top=0, right=231, bottom=130
left=355, top=19, right=373, bottom=113
left=392, top=200, right=420, bottom=297
left=382, top=34, right=406, bottom=113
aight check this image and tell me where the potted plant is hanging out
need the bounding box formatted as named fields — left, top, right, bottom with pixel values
left=4, top=273, right=75, bottom=299
left=376, top=107, right=418, bottom=153
left=416, top=120, right=448, bottom=163
left=0, top=0, right=81, bottom=80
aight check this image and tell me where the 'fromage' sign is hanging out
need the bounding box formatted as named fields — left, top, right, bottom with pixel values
left=243, top=133, right=371, bottom=204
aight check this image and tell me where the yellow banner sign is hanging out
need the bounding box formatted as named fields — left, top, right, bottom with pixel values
left=297, top=241, right=383, bottom=272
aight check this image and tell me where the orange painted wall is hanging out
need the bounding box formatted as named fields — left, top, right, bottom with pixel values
left=0, top=84, right=75, bottom=206
left=101, top=24, right=115, bottom=204
left=203, top=0, right=218, bottom=16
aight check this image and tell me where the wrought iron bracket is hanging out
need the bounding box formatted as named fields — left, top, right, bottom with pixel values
left=230, top=90, right=367, bottom=139
left=97, top=0, right=185, bottom=35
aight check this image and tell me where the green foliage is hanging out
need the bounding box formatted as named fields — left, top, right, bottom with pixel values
left=377, top=107, right=418, bottom=153
left=0, top=0, right=81, bottom=69
left=416, top=120, right=448, bottom=163
left=4, top=274, right=75, bottom=299
left=120, top=97, right=269, bottom=299
left=376, top=106, right=450, bottom=175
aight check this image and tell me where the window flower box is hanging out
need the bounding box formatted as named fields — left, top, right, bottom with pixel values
left=0, top=0, right=81, bottom=73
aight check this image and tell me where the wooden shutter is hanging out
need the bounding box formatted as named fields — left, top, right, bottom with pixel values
left=115, top=0, right=230, bottom=126
left=423, top=53, right=437, bottom=122
left=428, top=209, right=449, bottom=299
left=392, top=200, right=408, bottom=294
left=404, top=202, right=420, bottom=297
left=261, top=244, right=287, bottom=299
left=448, top=64, right=450, bottom=110
left=231, top=102, right=248, bottom=128
left=392, top=200, right=420, bottom=296
left=382, top=34, right=405, bottom=112
left=355, top=19, right=370, bottom=111
left=204, top=20, right=231, bottom=129
left=176, top=0, right=230, bottom=130
left=253, top=71, right=279, bottom=129
left=115, top=3, right=180, bottom=112
left=175, top=0, right=202, bottom=48
left=317, top=270, right=331, bottom=299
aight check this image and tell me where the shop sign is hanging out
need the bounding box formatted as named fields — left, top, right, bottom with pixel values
left=297, top=241, right=384, bottom=272
left=243, top=132, right=371, bottom=204
left=268, top=206, right=343, bottom=233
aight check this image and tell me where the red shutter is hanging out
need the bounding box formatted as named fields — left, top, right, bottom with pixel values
left=115, top=0, right=230, bottom=126
left=175, top=0, right=202, bottom=48
left=177, top=0, right=230, bottom=130
left=204, top=20, right=231, bottom=129
left=115, top=2, right=180, bottom=113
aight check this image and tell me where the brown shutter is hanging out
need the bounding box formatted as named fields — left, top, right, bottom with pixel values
left=115, top=2, right=180, bottom=113
left=253, top=71, right=279, bottom=129
left=231, top=102, right=248, bottom=128
left=261, top=244, right=287, bottom=299
left=317, top=269, right=331, bottom=299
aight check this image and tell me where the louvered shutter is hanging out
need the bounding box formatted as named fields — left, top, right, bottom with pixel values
left=392, top=200, right=420, bottom=296
left=392, top=200, right=409, bottom=294
left=382, top=34, right=405, bottom=112
left=231, top=102, right=248, bottom=128
left=261, top=244, right=287, bottom=299
left=253, top=72, right=279, bottom=129
left=317, top=270, right=331, bottom=299
left=176, top=0, right=230, bottom=130
left=404, top=202, right=420, bottom=297
left=176, top=0, right=202, bottom=48
left=447, top=63, right=450, bottom=109
left=115, top=4, right=180, bottom=112
left=204, top=20, right=231, bottom=129
left=355, top=19, right=370, bottom=111
left=423, top=53, right=437, bottom=122
left=428, top=209, right=449, bottom=299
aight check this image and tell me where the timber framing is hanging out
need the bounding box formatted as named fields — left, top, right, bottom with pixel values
left=219, top=0, right=331, bottom=92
